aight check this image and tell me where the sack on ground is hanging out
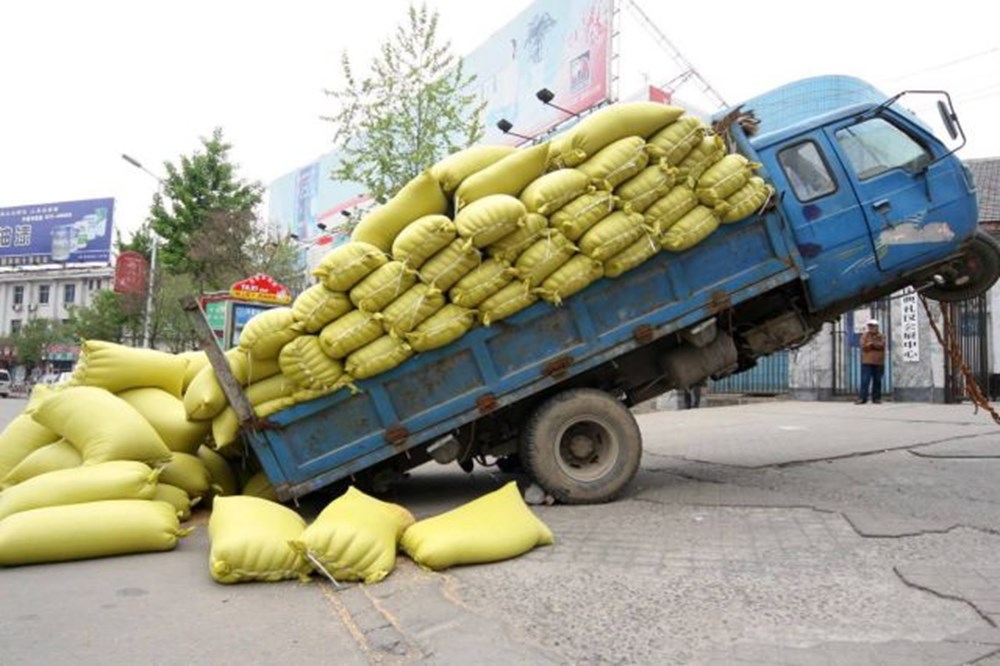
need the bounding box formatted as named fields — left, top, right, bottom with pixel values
left=238, top=307, right=302, bottom=360
left=718, top=176, right=772, bottom=223
left=548, top=102, right=684, bottom=169
left=429, top=145, right=516, bottom=193
left=644, top=186, right=699, bottom=235
left=455, top=194, right=526, bottom=248
left=605, top=231, right=661, bottom=278
left=154, top=483, right=198, bottom=521
left=319, top=310, right=384, bottom=359
left=519, top=169, right=590, bottom=216
left=550, top=190, right=616, bottom=241
left=405, top=304, right=477, bottom=352
left=579, top=211, right=648, bottom=262
left=486, top=212, right=548, bottom=264
left=159, top=452, right=213, bottom=499
left=279, top=335, right=345, bottom=391
left=614, top=163, right=676, bottom=213
left=0, top=414, right=60, bottom=481
left=209, top=495, right=310, bottom=583
left=345, top=336, right=414, bottom=380
left=378, top=284, right=446, bottom=337
left=350, top=261, right=418, bottom=314
left=513, top=230, right=577, bottom=287
left=455, top=142, right=550, bottom=211
left=198, top=445, right=239, bottom=497
left=350, top=172, right=449, bottom=252
left=578, top=136, right=649, bottom=191
left=417, top=240, right=481, bottom=291
left=242, top=471, right=278, bottom=501
left=479, top=281, right=538, bottom=326
left=118, top=388, right=210, bottom=454
left=71, top=340, right=187, bottom=396
left=312, top=242, right=388, bottom=292
left=661, top=206, right=720, bottom=252
left=183, top=349, right=281, bottom=421
left=646, top=116, right=707, bottom=165
left=292, top=284, right=353, bottom=333
left=1, top=440, right=82, bottom=488
left=449, top=258, right=515, bottom=308
left=696, top=153, right=758, bottom=206
left=391, top=215, right=457, bottom=269
left=400, top=481, right=553, bottom=570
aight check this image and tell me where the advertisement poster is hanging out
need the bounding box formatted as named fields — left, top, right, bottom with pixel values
left=0, top=198, right=114, bottom=266
left=231, top=303, right=271, bottom=348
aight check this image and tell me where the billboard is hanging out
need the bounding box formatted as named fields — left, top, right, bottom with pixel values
left=465, top=0, right=614, bottom=144
left=0, top=197, right=114, bottom=267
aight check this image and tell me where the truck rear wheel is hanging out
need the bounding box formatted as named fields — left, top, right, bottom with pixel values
left=923, top=231, right=1000, bottom=303
left=520, top=389, right=642, bottom=504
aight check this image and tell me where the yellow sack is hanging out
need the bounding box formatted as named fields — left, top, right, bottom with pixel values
left=312, top=241, right=388, bottom=292
left=550, top=190, right=616, bottom=242
left=646, top=116, right=707, bottom=165
left=350, top=172, right=449, bottom=252
left=257, top=395, right=297, bottom=417
left=718, top=176, right=773, bottom=224
left=2, top=440, right=82, bottom=488
left=245, top=373, right=298, bottom=406
left=241, top=471, right=278, bottom=501
left=198, top=445, right=239, bottom=497
left=0, top=499, right=184, bottom=566
left=644, top=186, right=699, bottom=235
left=319, top=310, right=384, bottom=359
left=579, top=211, right=648, bottom=262
left=292, top=284, right=353, bottom=333
left=154, top=483, right=198, bottom=521
left=455, top=142, right=550, bottom=211
left=379, top=283, right=446, bottom=337
left=696, top=154, right=758, bottom=206
left=661, top=206, right=720, bottom=252
left=118, top=388, right=210, bottom=455
left=548, top=102, right=684, bottom=168
left=513, top=230, right=577, bottom=287
left=349, top=261, right=418, bottom=314
left=479, top=281, right=538, bottom=326
left=0, top=414, right=60, bottom=480
left=345, top=335, right=414, bottom=380
left=405, top=304, right=477, bottom=352
left=455, top=194, right=526, bottom=249
left=578, top=136, right=649, bottom=191
left=449, top=258, right=515, bottom=308
left=159, top=452, right=213, bottom=499
left=676, top=135, right=726, bottom=184
left=486, top=212, right=548, bottom=264
left=290, top=486, right=415, bottom=584
left=615, top=163, right=676, bottom=214
left=279, top=335, right=345, bottom=391
left=400, top=481, right=553, bottom=570
left=519, top=169, right=590, bottom=216
left=178, top=351, right=209, bottom=392
left=390, top=214, right=457, bottom=269
left=536, top=254, right=604, bottom=305
left=605, top=231, right=661, bottom=278
left=0, top=461, right=156, bottom=521
left=429, top=145, right=516, bottom=193
left=71, top=340, right=187, bottom=397
left=32, top=387, right=171, bottom=466
left=238, top=307, right=302, bottom=360
left=24, top=383, right=57, bottom=413
left=419, top=239, right=482, bottom=291
left=182, top=348, right=281, bottom=421
left=209, top=495, right=311, bottom=583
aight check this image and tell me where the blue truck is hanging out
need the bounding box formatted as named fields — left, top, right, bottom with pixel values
left=219, top=75, right=998, bottom=504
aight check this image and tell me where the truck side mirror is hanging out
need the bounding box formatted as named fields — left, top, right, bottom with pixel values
left=937, top=100, right=959, bottom=141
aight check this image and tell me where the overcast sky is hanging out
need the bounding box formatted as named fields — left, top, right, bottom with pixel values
left=2, top=0, right=997, bottom=241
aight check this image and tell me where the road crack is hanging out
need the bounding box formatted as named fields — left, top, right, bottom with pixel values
left=894, top=567, right=997, bottom=629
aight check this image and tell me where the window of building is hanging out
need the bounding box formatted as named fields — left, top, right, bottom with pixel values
left=12, top=285, right=24, bottom=306
left=835, top=118, right=932, bottom=181
left=777, top=141, right=837, bottom=202
left=10, top=319, right=21, bottom=335
left=64, top=284, right=76, bottom=305
left=38, top=285, right=50, bottom=305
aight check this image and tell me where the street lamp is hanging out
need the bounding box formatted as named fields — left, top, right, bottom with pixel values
left=121, top=153, right=164, bottom=349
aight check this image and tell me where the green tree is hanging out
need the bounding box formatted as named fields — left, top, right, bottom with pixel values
left=13, top=318, right=72, bottom=373
left=323, top=2, right=485, bottom=203
left=66, top=291, right=133, bottom=343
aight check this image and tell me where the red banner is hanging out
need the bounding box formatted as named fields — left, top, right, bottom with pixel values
left=114, top=251, right=149, bottom=295
left=229, top=274, right=292, bottom=305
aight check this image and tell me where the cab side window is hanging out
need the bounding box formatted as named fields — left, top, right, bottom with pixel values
left=778, top=141, right=837, bottom=202
left=835, top=118, right=932, bottom=180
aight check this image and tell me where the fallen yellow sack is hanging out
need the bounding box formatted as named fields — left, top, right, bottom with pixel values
left=378, top=283, right=446, bottom=337
left=519, top=169, right=590, bottom=215
left=718, top=176, right=772, bottom=223
left=312, top=241, right=388, bottom=292
left=449, top=258, right=515, bottom=308
left=548, top=102, right=684, bottom=168
left=455, top=194, right=526, bottom=249
left=0, top=461, right=157, bottom=521
left=118, top=387, right=210, bottom=454
left=513, top=230, right=577, bottom=287
left=605, top=231, right=661, bottom=278
left=536, top=254, right=604, bottom=305
left=696, top=153, right=758, bottom=206
left=178, top=351, right=210, bottom=392
left=345, top=336, right=414, bottom=380
left=279, top=335, right=345, bottom=391
left=1, top=440, right=82, bottom=488
left=486, top=212, right=548, bottom=264
left=676, top=135, right=726, bottom=184
left=209, top=495, right=310, bottom=583
left=405, top=304, right=477, bottom=352
left=646, top=115, right=706, bottom=165
left=24, top=383, right=57, bottom=413
left=615, top=163, right=676, bottom=213
left=154, top=483, right=199, bottom=521
left=579, top=210, right=648, bottom=261
left=290, top=486, right=415, bottom=584
left=350, top=172, right=449, bottom=252
left=183, top=348, right=282, bottom=421
left=350, top=261, right=418, bottom=314
left=241, top=471, right=278, bottom=501
left=578, top=136, right=649, bottom=191
left=550, top=190, right=616, bottom=241
left=418, top=239, right=482, bottom=291
left=479, top=281, right=538, bottom=326
left=400, top=481, right=553, bottom=570
left=455, top=142, right=550, bottom=211
left=32, top=387, right=172, bottom=466
left=0, top=414, right=60, bottom=480
left=645, top=186, right=699, bottom=235
left=661, top=206, right=720, bottom=252
left=292, top=284, right=353, bottom=333
left=198, top=445, right=239, bottom=497
left=71, top=340, right=187, bottom=397
left=0, top=499, right=185, bottom=566
left=238, top=307, right=302, bottom=360
left=391, top=215, right=457, bottom=269
left=429, top=144, right=516, bottom=193
left=159, top=452, right=213, bottom=499
left=319, top=310, right=384, bottom=359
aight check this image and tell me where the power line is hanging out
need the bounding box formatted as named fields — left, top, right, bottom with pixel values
left=891, top=45, right=1000, bottom=81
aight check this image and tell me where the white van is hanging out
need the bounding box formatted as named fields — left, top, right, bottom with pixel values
left=0, top=369, right=11, bottom=398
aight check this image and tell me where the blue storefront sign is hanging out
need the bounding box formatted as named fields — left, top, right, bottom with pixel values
left=0, top=197, right=114, bottom=266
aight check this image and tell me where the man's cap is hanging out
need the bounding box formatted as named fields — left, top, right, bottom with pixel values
left=866, top=319, right=880, bottom=326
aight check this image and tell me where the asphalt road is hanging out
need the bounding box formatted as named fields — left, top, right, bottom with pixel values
left=3, top=397, right=1000, bottom=665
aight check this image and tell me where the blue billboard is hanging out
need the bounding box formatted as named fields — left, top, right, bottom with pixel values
left=0, top=197, right=114, bottom=267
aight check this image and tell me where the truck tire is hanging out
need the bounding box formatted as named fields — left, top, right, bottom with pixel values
left=923, top=231, right=1000, bottom=303
left=519, top=388, right=642, bottom=504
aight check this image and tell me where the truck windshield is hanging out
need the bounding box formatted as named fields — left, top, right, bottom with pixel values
left=835, top=118, right=932, bottom=180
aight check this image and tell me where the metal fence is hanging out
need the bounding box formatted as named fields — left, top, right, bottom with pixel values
left=944, top=294, right=990, bottom=403
left=709, top=350, right=789, bottom=395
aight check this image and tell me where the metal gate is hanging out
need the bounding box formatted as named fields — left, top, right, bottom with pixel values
left=944, top=294, right=990, bottom=403
left=709, top=350, right=789, bottom=395
left=833, top=298, right=894, bottom=397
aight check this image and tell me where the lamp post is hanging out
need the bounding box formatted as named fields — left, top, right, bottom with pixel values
left=121, top=153, right=164, bottom=349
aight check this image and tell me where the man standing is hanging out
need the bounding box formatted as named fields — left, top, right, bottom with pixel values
left=856, top=319, right=886, bottom=404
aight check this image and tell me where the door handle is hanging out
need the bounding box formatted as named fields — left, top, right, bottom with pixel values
left=873, top=199, right=891, bottom=214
